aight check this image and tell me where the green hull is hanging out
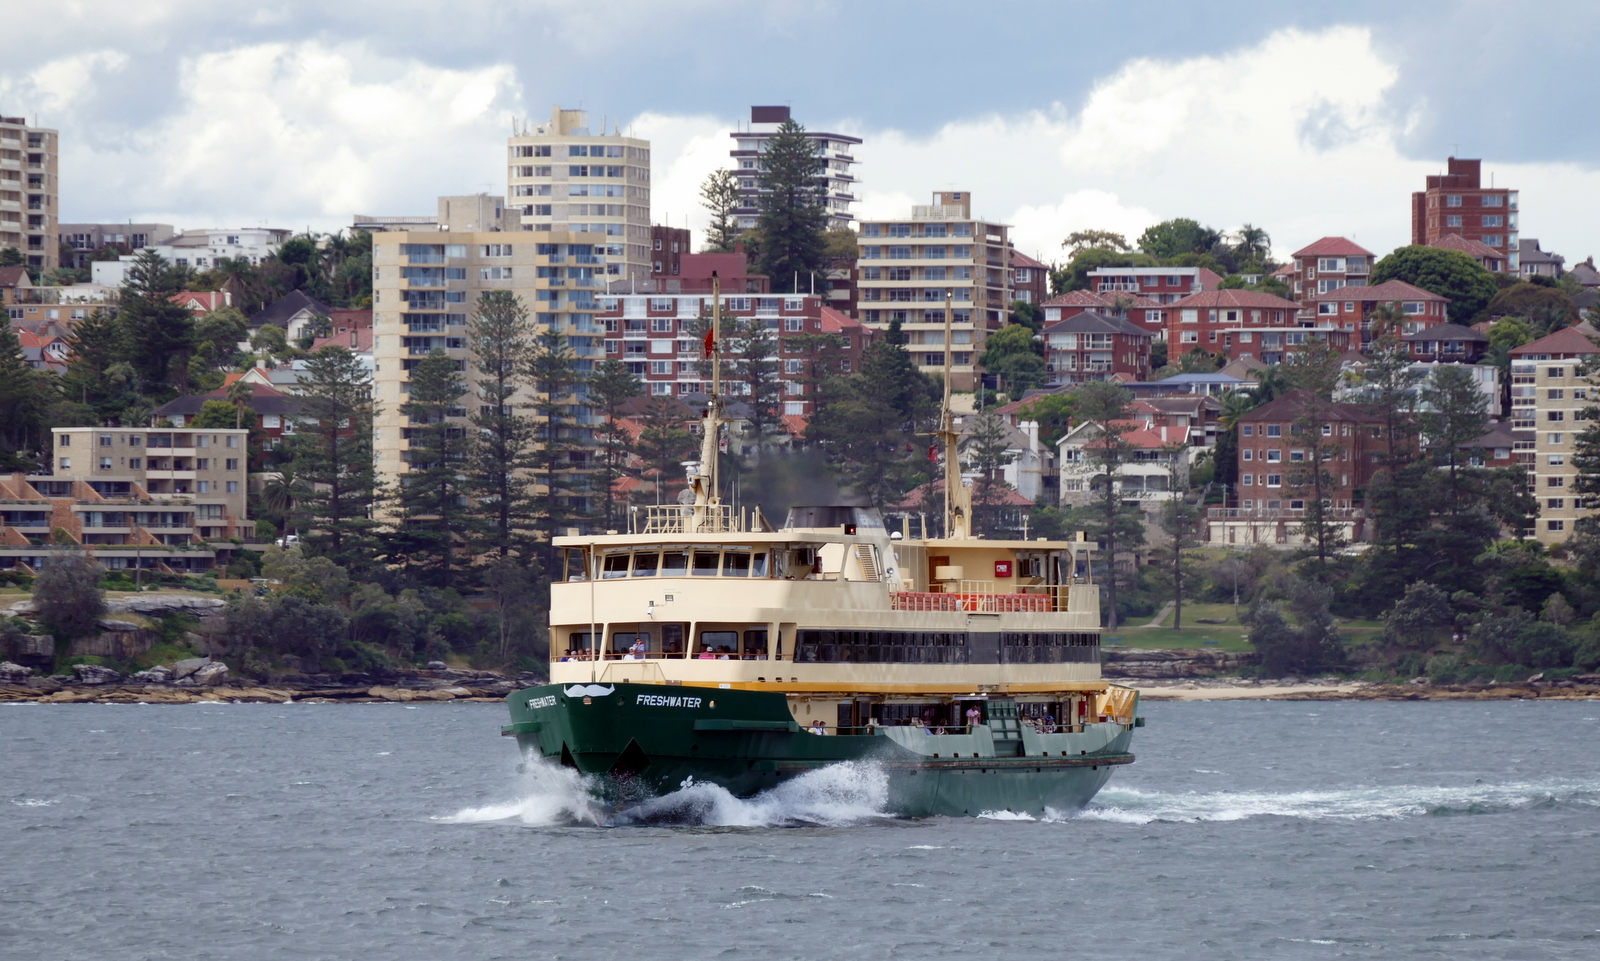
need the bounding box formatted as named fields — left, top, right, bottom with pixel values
left=503, top=682, right=1137, bottom=818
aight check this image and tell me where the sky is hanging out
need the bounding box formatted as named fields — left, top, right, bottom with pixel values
left=5, top=0, right=1600, bottom=266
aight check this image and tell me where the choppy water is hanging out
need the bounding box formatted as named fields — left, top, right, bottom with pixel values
left=4, top=700, right=1599, bottom=959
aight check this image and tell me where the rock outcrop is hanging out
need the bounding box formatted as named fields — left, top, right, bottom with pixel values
left=1102, top=647, right=1258, bottom=678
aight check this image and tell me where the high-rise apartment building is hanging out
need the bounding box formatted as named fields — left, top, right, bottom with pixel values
left=1411, top=157, right=1520, bottom=272
left=507, top=106, right=652, bottom=290
left=856, top=191, right=1011, bottom=391
left=1508, top=328, right=1600, bottom=545
left=0, top=114, right=59, bottom=272
left=729, top=106, right=860, bottom=230
left=370, top=231, right=613, bottom=516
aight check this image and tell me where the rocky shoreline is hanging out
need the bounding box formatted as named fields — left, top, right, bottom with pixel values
left=0, top=658, right=542, bottom=705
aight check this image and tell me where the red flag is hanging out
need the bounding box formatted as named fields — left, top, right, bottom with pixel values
left=703, top=328, right=716, bottom=358
left=928, top=445, right=938, bottom=463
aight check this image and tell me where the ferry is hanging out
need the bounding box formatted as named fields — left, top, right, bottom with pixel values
left=502, top=282, right=1141, bottom=818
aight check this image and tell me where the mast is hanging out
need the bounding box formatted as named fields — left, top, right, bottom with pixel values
left=688, top=272, right=723, bottom=532
left=937, top=291, right=972, bottom=539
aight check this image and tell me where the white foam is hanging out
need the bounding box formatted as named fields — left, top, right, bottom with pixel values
left=436, top=756, right=606, bottom=827
left=10, top=798, right=59, bottom=807
left=1073, top=778, right=1600, bottom=824
left=613, top=761, right=889, bottom=827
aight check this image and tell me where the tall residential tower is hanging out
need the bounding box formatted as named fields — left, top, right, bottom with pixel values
left=0, top=114, right=59, bottom=272
left=729, top=106, right=860, bottom=231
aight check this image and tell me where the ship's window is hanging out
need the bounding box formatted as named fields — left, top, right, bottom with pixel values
left=699, top=630, right=738, bottom=657
left=691, top=551, right=721, bottom=576
left=743, top=629, right=769, bottom=659
left=563, top=548, right=588, bottom=581
left=661, top=551, right=688, bottom=576
left=722, top=551, right=751, bottom=577
left=751, top=552, right=769, bottom=577
left=602, top=553, right=630, bottom=578
left=564, top=632, right=593, bottom=657
left=631, top=551, right=659, bottom=576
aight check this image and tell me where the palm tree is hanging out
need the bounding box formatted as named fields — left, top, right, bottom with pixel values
left=1368, top=301, right=1407, bottom=338
left=1234, top=224, right=1271, bottom=259
left=225, top=379, right=255, bottom=429
left=260, top=466, right=307, bottom=540
left=1250, top=365, right=1292, bottom=405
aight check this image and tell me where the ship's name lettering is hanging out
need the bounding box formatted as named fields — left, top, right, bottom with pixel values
left=526, top=695, right=557, bottom=710
left=636, top=694, right=703, bottom=709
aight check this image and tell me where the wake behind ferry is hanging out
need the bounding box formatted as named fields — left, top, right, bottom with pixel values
left=502, top=280, right=1140, bottom=818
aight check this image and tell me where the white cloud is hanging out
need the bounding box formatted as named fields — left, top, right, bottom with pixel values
left=59, top=41, right=522, bottom=230
left=0, top=49, right=130, bottom=118
left=637, top=24, right=1600, bottom=266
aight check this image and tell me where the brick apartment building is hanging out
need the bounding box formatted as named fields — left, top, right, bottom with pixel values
left=1084, top=265, right=1221, bottom=306
left=1218, top=325, right=1355, bottom=366
left=1040, top=310, right=1153, bottom=386
left=1286, top=237, right=1375, bottom=314
left=1411, top=157, right=1520, bottom=272
left=1165, top=289, right=1300, bottom=353
left=1209, top=389, right=1384, bottom=547
left=1430, top=233, right=1509, bottom=274
left=1041, top=289, right=1166, bottom=339
left=650, top=225, right=690, bottom=278
left=597, top=292, right=872, bottom=417
left=1307, top=279, right=1450, bottom=341
left=1010, top=250, right=1049, bottom=307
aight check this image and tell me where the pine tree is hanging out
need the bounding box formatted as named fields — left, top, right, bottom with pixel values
left=729, top=317, right=783, bottom=457
left=786, top=331, right=848, bottom=415
left=526, top=320, right=584, bottom=572
left=0, top=324, right=50, bottom=470
left=291, top=346, right=380, bottom=569
left=755, top=119, right=828, bottom=293
left=1282, top=341, right=1348, bottom=567
left=963, top=406, right=1017, bottom=536
left=1153, top=450, right=1203, bottom=630
left=397, top=350, right=472, bottom=589
left=699, top=168, right=741, bottom=253
left=589, top=359, right=643, bottom=529
left=465, top=290, right=537, bottom=560
left=1065, top=380, right=1145, bottom=630
left=118, top=249, right=194, bottom=392
left=636, top=396, right=696, bottom=503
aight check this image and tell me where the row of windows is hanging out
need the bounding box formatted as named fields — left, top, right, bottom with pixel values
left=859, top=223, right=975, bottom=238
left=860, top=245, right=975, bottom=260
left=794, top=630, right=1099, bottom=665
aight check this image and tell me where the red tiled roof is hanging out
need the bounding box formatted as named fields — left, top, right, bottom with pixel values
left=781, top=414, right=808, bottom=437
left=170, top=291, right=231, bottom=313
left=1168, top=289, right=1300, bottom=309
left=1271, top=264, right=1295, bottom=278
left=1509, top=326, right=1600, bottom=357
left=1308, top=279, right=1446, bottom=303
left=1292, top=237, right=1376, bottom=258
left=1429, top=234, right=1507, bottom=260
left=818, top=305, right=865, bottom=334
left=1196, top=268, right=1224, bottom=290
left=312, top=326, right=373, bottom=353
left=1010, top=250, right=1048, bottom=270
left=0, top=266, right=32, bottom=288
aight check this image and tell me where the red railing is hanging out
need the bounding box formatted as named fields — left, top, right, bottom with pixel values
left=890, top=591, right=1054, bottom=613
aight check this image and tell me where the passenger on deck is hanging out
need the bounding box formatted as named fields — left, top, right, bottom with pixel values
left=965, top=705, right=982, bottom=730
left=809, top=720, right=827, bottom=735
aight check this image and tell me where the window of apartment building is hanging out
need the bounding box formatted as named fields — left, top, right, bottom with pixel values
left=1242, top=425, right=1253, bottom=436
left=886, top=267, right=912, bottom=281
left=1548, top=498, right=1565, bottom=510
left=1180, top=331, right=1198, bottom=343
left=59, top=435, right=70, bottom=447
left=860, top=267, right=881, bottom=280
left=1317, top=258, right=1344, bottom=272
left=1483, top=194, right=1504, bottom=207
left=1242, top=475, right=1253, bottom=486
left=923, top=224, right=947, bottom=238
left=1445, top=215, right=1463, bottom=228
left=1548, top=432, right=1564, bottom=445
left=952, top=245, right=972, bottom=258
left=888, top=246, right=912, bottom=259
left=196, top=458, right=210, bottom=470
left=98, top=457, right=111, bottom=470
left=227, top=482, right=239, bottom=494
left=650, top=361, right=671, bottom=375
left=1446, top=195, right=1462, bottom=206
left=1548, top=368, right=1566, bottom=378
left=1482, top=235, right=1503, bottom=247
left=1549, top=411, right=1566, bottom=422
left=784, top=359, right=804, bottom=374
left=784, top=318, right=804, bottom=332
left=58, top=457, right=70, bottom=470
left=128, top=457, right=142, bottom=469
left=860, top=224, right=881, bottom=237
left=1548, top=388, right=1564, bottom=400
left=1180, top=309, right=1198, bottom=323
left=1242, top=450, right=1253, bottom=461
left=480, top=267, right=513, bottom=280
left=1482, top=215, right=1503, bottom=227
left=923, top=246, right=946, bottom=260
left=650, top=318, right=674, bottom=333
left=226, top=459, right=238, bottom=471
left=225, top=436, right=238, bottom=448
left=888, top=224, right=911, bottom=237
left=1548, top=476, right=1566, bottom=487
left=1266, top=450, right=1282, bottom=463
left=1266, top=474, right=1282, bottom=487
left=1266, top=425, right=1282, bottom=437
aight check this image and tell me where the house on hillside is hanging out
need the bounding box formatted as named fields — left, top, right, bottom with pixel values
left=1057, top=420, right=1192, bottom=508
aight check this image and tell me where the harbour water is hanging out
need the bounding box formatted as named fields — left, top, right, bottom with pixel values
left=4, top=699, right=1599, bottom=959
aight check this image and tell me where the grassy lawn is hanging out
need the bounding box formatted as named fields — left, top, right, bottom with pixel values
left=1105, top=602, right=1385, bottom=655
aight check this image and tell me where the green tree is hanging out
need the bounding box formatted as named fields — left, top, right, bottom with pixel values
left=588, top=359, right=643, bottom=530
left=526, top=319, right=584, bottom=571
left=1370, top=246, right=1498, bottom=324
left=636, top=396, right=696, bottom=501
left=1062, top=230, right=1131, bottom=255
left=1211, top=389, right=1260, bottom=491
left=699, top=168, right=741, bottom=253
left=1153, top=465, right=1204, bottom=630
left=397, top=350, right=472, bottom=588
left=1018, top=392, right=1077, bottom=448
left=33, top=552, right=106, bottom=649
left=0, top=324, right=51, bottom=470
left=728, top=316, right=783, bottom=457
left=1233, top=224, right=1272, bottom=260
left=191, top=399, right=240, bottom=429
left=1065, top=380, right=1145, bottom=629
left=225, top=378, right=255, bottom=430
left=1137, top=218, right=1222, bottom=259
left=118, top=249, right=194, bottom=392
left=963, top=407, right=1017, bottom=537
left=1381, top=581, right=1454, bottom=655
left=805, top=375, right=920, bottom=509
left=260, top=465, right=309, bottom=540
left=1419, top=364, right=1490, bottom=521
left=1486, top=282, right=1576, bottom=326
left=59, top=309, right=129, bottom=415
left=754, top=119, right=828, bottom=293
left=291, top=346, right=379, bottom=569
left=466, top=290, right=537, bottom=560
left=1277, top=345, right=1348, bottom=567
left=787, top=331, right=849, bottom=415
left=978, top=323, right=1046, bottom=394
